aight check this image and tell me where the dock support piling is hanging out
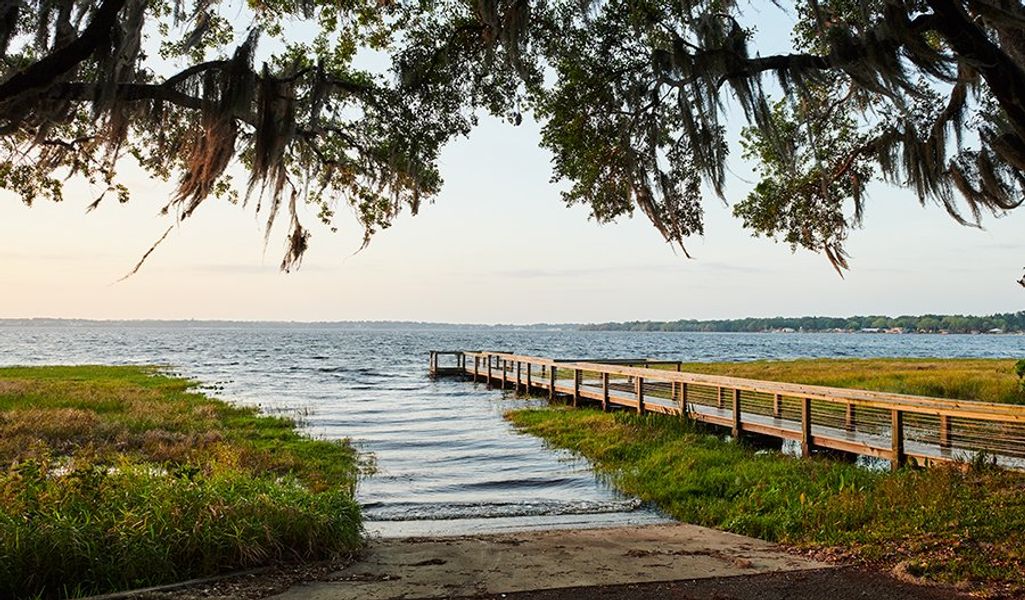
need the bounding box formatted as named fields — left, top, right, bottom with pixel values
left=486, top=355, right=493, bottom=389
left=516, top=361, right=522, bottom=393
left=939, top=414, right=951, bottom=450
left=549, top=366, right=557, bottom=401
left=602, top=373, right=609, bottom=411
left=636, top=377, right=645, bottom=414
left=892, top=409, right=906, bottom=470
left=572, top=369, right=581, bottom=407
left=801, top=397, right=813, bottom=458
left=732, top=389, right=743, bottom=440
left=717, top=386, right=725, bottom=410
left=772, top=393, right=782, bottom=419
left=526, top=363, right=532, bottom=393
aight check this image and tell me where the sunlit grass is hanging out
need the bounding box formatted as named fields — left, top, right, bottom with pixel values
left=549, top=358, right=1025, bottom=404
left=0, top=366, right=363, bottom=599
left=668, top=358, right=1025, bottom=404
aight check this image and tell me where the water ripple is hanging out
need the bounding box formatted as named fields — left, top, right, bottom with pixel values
left=2, top=324, right=1023, bottom=533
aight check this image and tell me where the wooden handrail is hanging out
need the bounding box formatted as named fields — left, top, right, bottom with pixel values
left=443, top=350, right=1025, bottom=470
left=470, top=352, right=1025, bottom=423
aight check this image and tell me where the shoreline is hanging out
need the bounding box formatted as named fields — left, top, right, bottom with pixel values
left=2, top=354, right=1025, bottom=594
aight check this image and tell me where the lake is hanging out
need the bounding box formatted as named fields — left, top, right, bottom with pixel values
left=3, top=324, right=1023, bottom=535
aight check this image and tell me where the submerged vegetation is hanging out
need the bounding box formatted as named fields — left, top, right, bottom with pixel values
left=508, top=358, right=1025, bottom=596
left=0, top=366, right=363, bottom=600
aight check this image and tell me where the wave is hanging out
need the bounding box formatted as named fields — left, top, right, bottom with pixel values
left=362, top=498, right=643, bottom=521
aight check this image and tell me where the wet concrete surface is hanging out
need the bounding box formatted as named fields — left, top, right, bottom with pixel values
left=270, top=524, right=830, bottom=600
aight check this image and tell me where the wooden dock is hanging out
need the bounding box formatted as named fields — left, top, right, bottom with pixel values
left=429, top=350, right=1025, bottom=470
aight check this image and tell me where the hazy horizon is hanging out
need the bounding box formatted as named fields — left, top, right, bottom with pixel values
left=3, top=310, right=1024, bottom=327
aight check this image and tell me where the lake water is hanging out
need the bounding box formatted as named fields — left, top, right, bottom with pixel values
left=2, top=324, right=1024, bottom=536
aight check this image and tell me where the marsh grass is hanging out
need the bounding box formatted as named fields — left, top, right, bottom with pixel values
left=507, top=407, right=1025, bottom=596
left=666, top=358, right=1025, bottom=404
left=0, top=366, right=362, bottom=599
left=552, top=358, right=1025, bottom=404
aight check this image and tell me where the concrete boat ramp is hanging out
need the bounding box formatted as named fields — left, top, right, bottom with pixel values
left=269, top=523, right=932, bottom=600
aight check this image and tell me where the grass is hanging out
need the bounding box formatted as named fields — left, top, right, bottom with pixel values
left=556, top=358, right=1025, bottom=404
left=507, top=358, right=1025, bottom=597
left=0, top=366, right=363, bottom=600
left=668, top=358, right=1025, bottom=404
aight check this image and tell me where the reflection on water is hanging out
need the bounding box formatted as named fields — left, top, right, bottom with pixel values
left=2, top=324, right=1023, bottom=535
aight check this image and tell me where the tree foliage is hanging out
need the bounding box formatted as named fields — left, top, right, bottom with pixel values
left=580, top=311, right=1025, bottom=333
left=1, top=0, right=1023, bottom=272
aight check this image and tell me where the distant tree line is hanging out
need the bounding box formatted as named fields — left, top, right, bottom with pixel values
left=580, top=313, right=1025, bottom=334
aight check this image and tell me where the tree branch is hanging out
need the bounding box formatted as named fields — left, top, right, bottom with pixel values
left=926, top=0, right=1025, bottom=140
left=0, top=0, right=127, bottom=103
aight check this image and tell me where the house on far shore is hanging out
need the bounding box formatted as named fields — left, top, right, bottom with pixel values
left=989, top=328, right=1005, bottom=334
left=859, top=328, right=882, bottom=333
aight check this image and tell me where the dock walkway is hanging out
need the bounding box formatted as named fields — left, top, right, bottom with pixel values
left=429, top=351, right=1025, bottom=470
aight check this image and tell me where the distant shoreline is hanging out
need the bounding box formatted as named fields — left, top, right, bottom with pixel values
left=2, top=313, right=1024, bottom=335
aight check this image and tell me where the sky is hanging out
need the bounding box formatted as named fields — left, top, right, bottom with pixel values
left=1, top=8, right=1023, bottom=324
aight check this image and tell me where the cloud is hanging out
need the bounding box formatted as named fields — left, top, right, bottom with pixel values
left=166, top=262, right=331, bottom=275
left=0, top=250, right=113, bottom=261
left=492, top=260, right=762, bottom=279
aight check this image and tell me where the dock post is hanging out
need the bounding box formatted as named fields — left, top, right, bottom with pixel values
left=636, top=377, right=645, bottom=414
left=572, top=369, right=581, bottom=407
left=845, top=403, right=857, bottom=431
left=732, top=389, right=742, bottom=440
left=681, top=382, right=688, bottom=416
left=939, top=414, right=951, bottom=450
left=549, top=366, right=557, bottom=401
left=801, top=397, right=813, bottom=458
left=501, top=359, right=507, bottom=390
left=486, top=355, right=493, bottom=389
left=429, top=351, right=436, bottom=376
left=516, top=361, right=522, bottom=393
left=602, top=373, right=609, bottom=411
left=891, top=409, right=906, bottom=470
left=717, top=386, right=725, bottom=410
left=473, top=356, right=480, bottom=382
left=772, top=393, right=782, bottom=419
left=526, top=363, right=532, bottom=393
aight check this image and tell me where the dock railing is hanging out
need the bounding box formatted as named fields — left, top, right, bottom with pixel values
left=441, top=351, right=1025, bottom=471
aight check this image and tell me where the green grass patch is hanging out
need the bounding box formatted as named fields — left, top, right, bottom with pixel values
left=0, top=366, right=363, bottom=599
left=555, top=358, right=1025, bottom=404
left=507, top=405, right=1025, bottom=596
left=665, top=358, right=1025, bottom=404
